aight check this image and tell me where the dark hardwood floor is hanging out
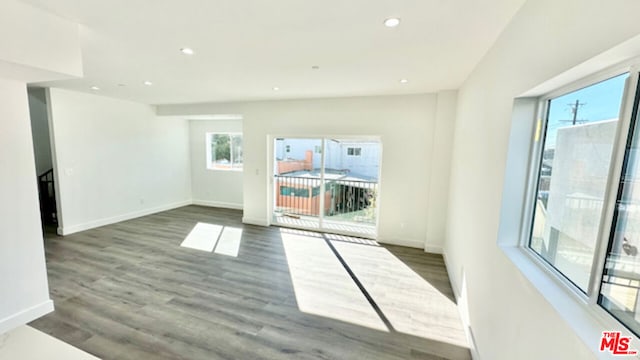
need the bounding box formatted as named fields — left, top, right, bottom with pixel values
left=30, top=206, right=470, bottom=360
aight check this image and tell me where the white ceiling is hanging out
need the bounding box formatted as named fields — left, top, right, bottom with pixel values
left=19, top=0, right=525, bottom=105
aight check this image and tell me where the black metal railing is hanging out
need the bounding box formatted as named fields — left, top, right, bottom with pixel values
left=274, top=175, right=378, bottom=224
left=38, top=168, right=57, bottom=225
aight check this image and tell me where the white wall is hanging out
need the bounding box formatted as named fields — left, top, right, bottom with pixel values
left=0, top=0, right=81, bottom=336
left=189, top=120, right=243, bottom=209
left=445, top=0, right=640, bottom=359
left=0, top=0, right=81, bottom=82
left=0, top=79, right=53, bottom=334
left=27, top=88, right=53, bottom=175
left=159, top=93, right=455, bottom=249
left=426, top=90, right=457, bottom=253
left=48, top=88, right=192, bottom=235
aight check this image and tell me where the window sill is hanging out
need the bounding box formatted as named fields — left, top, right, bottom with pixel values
left=206, top=168, right=244, bottom=172
left=499, top=244, right=640, bottom=358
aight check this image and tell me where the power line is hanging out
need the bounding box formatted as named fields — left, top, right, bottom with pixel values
left=559, top=99, right=587, bottom=125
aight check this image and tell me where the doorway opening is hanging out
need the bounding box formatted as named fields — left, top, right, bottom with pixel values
left=28, top=88, right=59, bottom=235
left=273, top=138, right=381, bottom=238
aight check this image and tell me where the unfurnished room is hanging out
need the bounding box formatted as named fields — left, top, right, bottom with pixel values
left=3, top=1, right=640, bottom=359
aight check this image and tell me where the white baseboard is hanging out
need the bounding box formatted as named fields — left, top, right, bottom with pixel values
left=242, top=217, right=269, bottom=227
left=377, top=237, right=424, bottom=249
left=442, top=252, right=480, bottom=360
left=424, top=245, right=443, bottom=254
left=442, top=252, right=459, bottom=297
left=0, top=300, right=54, bottom=335
left=192, top=199, right=243, bottom=210
left=59, top=200, right=192, bottom=235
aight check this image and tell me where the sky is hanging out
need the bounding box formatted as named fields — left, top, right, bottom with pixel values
left=544, top=73, right=628, bottom=148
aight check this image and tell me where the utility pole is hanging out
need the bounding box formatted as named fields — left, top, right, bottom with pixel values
left=560, top=99, right=586, bottom=125
left=570, top=99, right=580, bottom=125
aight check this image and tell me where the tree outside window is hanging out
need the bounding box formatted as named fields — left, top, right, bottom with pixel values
left=207, top=133, right=243, bottom=170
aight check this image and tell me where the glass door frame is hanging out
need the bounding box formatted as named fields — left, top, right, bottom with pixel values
left=267, top=134, right=383, bottom=239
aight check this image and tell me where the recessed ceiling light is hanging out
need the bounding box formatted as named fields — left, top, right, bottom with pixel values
left=400, top=79, right=408, bottom=83
left=90, top=86, right=100, bottom=90
left=180, top=47, right=194, bottom=55
left=144, top=81, right=153, bottom=86
left=273, top=87, right=280, bottom=91
left=311, top=65, right=320, bottom=70
left=384, top=18, right=401, bottom=28
left=117, top=83, right=125, bottom=87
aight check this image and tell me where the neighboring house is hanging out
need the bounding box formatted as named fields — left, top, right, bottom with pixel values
left=275, top=149, right=377, bottom=219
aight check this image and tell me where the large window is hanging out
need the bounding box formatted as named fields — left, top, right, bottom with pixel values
left=526, top=70, right=640, bottom=335
left=600, top=89, right=640, bottom=335
left=207, top=133, right=243, bottom=170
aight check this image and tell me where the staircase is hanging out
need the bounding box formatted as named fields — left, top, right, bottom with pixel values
left=38, top=169, right=57, bottom=225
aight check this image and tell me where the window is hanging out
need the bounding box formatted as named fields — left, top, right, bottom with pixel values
left=347, top=147, right=361, bottom=156
left=600, top=91, right=640, bottom=335
left=207, top=133, right=243, bottom=170
left=525, top=71, right=640, bottom=334
left=529, top=74, right=628, bottom=292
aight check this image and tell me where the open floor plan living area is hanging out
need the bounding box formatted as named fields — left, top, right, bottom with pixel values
left=4, top=1, right=640, bottom=359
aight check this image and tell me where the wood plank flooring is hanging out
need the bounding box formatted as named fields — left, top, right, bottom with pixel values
left=30, top=206, right=470, bottom=360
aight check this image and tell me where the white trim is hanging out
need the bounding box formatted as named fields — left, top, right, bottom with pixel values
left=0, top=300, right=54, bottom=335
left=588, top=70, right=638, bottom=299
left=187, top=114, right=243, bottom=121
left=159, top=114, right=243, bottom=121
left=205, top=168, right=243, bottom=172
left=242, top=217, right=270, bottom=227
left=377, top=237, right=424, bottom=249
left=205, top=132, right=243, bottom=171
left=442, top=253, right=481, bottom=360
left=192, top=199, right=243, bottom=210
left=500, top=245, right=640, bottom=358
left=512, top=58, right=640, bottom=350
left=59, top=200, right=192, bottom=235
left=424, top=245, right=443, bottom=254
left=272, top=221, right=377, bottom=240
left=45, top=88, right=65, bottom=231
left=519, top=34, right=640, bottom=98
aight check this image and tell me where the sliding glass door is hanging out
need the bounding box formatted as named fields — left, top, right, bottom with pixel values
left=273, top=138, right=323, bottom=229
left=273, top=137, right=381, bottom=238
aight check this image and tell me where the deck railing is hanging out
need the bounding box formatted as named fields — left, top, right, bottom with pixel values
left=274, top=175, right=378, bottom=224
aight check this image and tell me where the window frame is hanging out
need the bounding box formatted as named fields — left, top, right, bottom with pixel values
left=347, top=147, right=362, bottom=156
left=205, top=132, right=243, bottom=171
left=520, top=64, right=640, bottom=311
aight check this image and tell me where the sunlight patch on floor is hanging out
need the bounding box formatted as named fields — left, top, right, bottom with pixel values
left=280, top=229, right=388, bottom=331
left=181, top=222, right=223, bottom=252
left=214, top=227, right=243, bottom=257
left=331, top=240, right=469, bottom=348
left=181, top=223, right=242, bottom=257
left=324, top=232, right=379, bottom=246
left=273, top=215, right=376, bottom=237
